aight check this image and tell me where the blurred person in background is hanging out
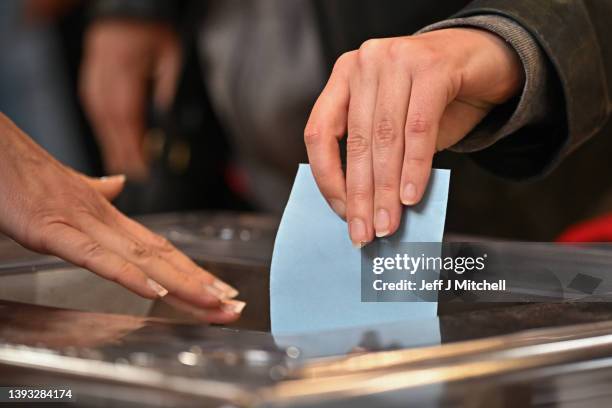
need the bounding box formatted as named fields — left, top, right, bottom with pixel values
left=0, top=0, right=90, bottom=173
left=79, top=0, right=612, bottom=243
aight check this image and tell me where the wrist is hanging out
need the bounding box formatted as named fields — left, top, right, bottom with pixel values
left=418, top=27, right=524, bottom=107
left=464, top=27, right=525, bottom=103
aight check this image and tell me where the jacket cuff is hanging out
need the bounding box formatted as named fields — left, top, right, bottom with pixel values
left=418, top=15, right=550, bottom=153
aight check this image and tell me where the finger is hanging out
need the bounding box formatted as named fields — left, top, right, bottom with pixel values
left=106, top=72, right=149, bottom=180
left=41, top=224, right=162, bottom=299
left=94, top=119, right=133, bottom=176
left=304, top=52, right=354, bottom=219
left=80, top=64, right=133, bottom=175
left=111, top=207, right=239, bottom=298
left=82, top=65, right=149, bottom=180
left=401, top=76, right=449, bottom=205
left=436, top=99, right=490, bottom=150
left=80, top=174, right=126, bottom=201
left=153, top=43, right=181, bottom=111
left=371, top=64, right=412, bottom=237
left=163, top=295, right=243, bottom=324
left=77, top=215, right=223, bottom=309
left=346, top=45, right=379, bottom=247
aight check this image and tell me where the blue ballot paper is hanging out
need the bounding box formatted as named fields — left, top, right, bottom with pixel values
left=270, top=164, right=450, bottom=337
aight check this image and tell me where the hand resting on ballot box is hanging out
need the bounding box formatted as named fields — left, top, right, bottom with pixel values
left=0, top=113, right=244, bottom=322
left=305, top=28, right=524, bottom=247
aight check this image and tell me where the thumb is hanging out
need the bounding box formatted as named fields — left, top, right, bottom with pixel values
left=83, top=174, right=126, bottom=201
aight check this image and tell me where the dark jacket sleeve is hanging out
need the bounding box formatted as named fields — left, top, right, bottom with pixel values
left=453, top=0, right=610, bottom=179
left=89, top=0, right=190, bottom=25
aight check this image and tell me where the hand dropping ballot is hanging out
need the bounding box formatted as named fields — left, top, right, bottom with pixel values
left=270, top=164, right=450, bottom=340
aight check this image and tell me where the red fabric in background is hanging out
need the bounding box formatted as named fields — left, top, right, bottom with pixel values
left=557, top=213, right=612, bottom=242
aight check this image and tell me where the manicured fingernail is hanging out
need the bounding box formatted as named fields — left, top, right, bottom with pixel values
left=221, top=299, right=246, bottom=314
left=374, top=208, right=390, bottom=237
left=349, top=218, right=367, bottom=248
left=329, top=199, right=346, bottom=219
left=212, top=280, right=239, bottom=299
left=147, top=279, right=168, bottom=298
left=402, top=182, right=417, bottom=205
left=100, top=174, right=126, bottom=183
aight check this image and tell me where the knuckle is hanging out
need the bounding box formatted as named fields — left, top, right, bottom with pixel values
left=406, top=113, right=431, bottom=135
left=388, top=39, right=411, bottom=63
left=358, top=39, right=382, bottom=65
left=304, top=122, right=344, bottom=146
left=35, top=212, right=68, bottom=231
left=404, top=156, right=428, bottom=167
left=152, top=234, right=174, bottom=253
left=347, top=188, right=371, bottom=203
left=127, top=240, right=152, bottom=259
left=304, top=125, right=322, bottom=147
left=333, top=51, right=356, bottom=72
left=359, top=39, right=382, bottom=54
left=80, top=242, right=105, bottom=270
left=373, top=119, right=397, bottom=148
left=376, top=181, right=396, bottom=194
left=346, top=129, right=370, bottom=157
left=412, top=45, right=443, bottom=71
left=24, top=213, right=69, bottom=252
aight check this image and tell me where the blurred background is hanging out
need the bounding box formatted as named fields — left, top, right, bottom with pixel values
left=3, top=0, right=612, bottom=242
left=0, top=0, right=250, bottom=213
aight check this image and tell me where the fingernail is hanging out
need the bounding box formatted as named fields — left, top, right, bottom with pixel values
left=100, top=174, right=126, bottom=183
left=147, top=279, right=168, bottom=298
left=221, top=299, right=246, bottom=314
left=329, top=199, right=346, bottom=219
left=374, top=208, right=390, bottom=237
left=402, top=182, right=417, bottom=205
left=349, top=218, right=367, bottom=248
left=212, top=280, right=239, bottom=299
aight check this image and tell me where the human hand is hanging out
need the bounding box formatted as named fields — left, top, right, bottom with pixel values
left=0, top=113, right=244, bottom=323
left=80, top=20, right=181, bottom=180
left=305, top=28, right=524, bottom=246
